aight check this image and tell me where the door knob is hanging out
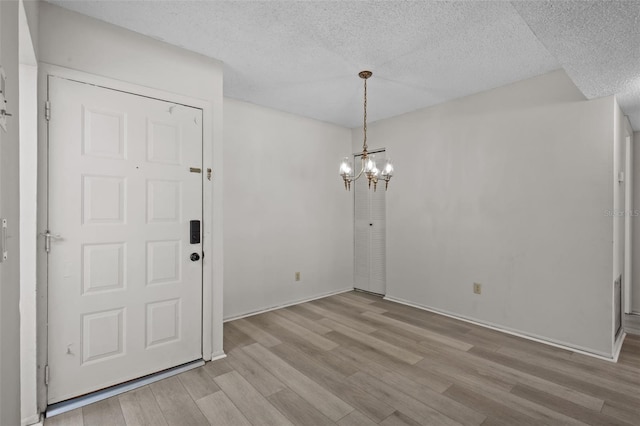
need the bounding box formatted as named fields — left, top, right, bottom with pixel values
left=190, top=252, right=200, bottom=262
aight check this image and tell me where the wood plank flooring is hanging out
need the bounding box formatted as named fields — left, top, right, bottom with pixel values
left=45, top=291, right=640, bottom=426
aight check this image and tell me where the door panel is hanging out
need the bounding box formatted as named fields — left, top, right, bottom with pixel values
left=354, top=171, right=370, bottom=291
left=369, top=184, right=386, bottom=294
left=47, top=77, right=203, bottom=403
left=353, top=154, right=386, bottom=295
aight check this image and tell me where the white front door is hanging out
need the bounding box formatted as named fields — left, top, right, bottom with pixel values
left=47, top=76, right=203, bottom=403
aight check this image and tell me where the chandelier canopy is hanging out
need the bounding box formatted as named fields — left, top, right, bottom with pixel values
left=339, top=71, right=394, bottom=191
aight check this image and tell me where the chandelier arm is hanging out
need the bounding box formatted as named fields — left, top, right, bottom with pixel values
left=352, top=156, right=367, bottom=181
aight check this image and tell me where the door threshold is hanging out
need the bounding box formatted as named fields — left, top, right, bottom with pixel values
left=46, top=359, right=204, bottom=418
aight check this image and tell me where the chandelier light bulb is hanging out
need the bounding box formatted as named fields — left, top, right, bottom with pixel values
left=364, top=155, right=377, bottom=175
left=381, top=158, right=394, bottom=178
left=339, top=157, right=353, bottom=177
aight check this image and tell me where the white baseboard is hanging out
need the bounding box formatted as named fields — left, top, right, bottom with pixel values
left=223, top=287, right=353, bottom=322
left=23, top=414, right=42, bottom=426
left=210, top=352, right=227, bottom=362
left=384, top=295, right=616, bottom=362
left=623, top=313, right=640, bottom=336
left=612, top=332, right=626, bottom=362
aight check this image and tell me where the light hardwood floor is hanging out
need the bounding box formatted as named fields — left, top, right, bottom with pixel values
left=45, top=291, right=640, bottom=426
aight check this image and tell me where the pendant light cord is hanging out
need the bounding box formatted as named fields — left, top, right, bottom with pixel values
left=363, top=77, right=368, bottom=155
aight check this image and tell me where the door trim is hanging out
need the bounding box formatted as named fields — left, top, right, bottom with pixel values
left=624, top=135, right=633, bottom=314
left=36, top=64, right=217, bottom=412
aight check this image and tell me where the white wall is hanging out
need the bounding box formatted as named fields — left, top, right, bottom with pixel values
left=19, top=2, right=38, bottom=423
left=357, top=70, right=617, bottom=356
left=19, top=62, right=38, bottom=426
left=19, top=63, right=37, bottom=426
left=223, top=98, right=353, bottom=319
left=0, top=1, right=22, bottom=425
left=35, top=1, right=224, bottom=410
left=22, top=1, right=38, bottom=59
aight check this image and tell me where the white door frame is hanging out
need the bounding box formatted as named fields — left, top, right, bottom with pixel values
left=624, top=135, right=633, bottom=314
left=36, top=64, right=215, bottom=412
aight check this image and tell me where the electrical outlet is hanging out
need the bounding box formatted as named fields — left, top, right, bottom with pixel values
left=295, top=272, right=301, bottom=282
left=473, top=283, right=482, bottom=294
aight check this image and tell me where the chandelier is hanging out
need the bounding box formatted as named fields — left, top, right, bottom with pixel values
left=339, top=71, right=394, bottom=191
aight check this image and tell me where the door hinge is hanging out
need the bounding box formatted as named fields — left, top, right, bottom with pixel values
left=42, top=230, right=52, bottom=253
left=45, top=365, right=50, bottom=386
left=41, top=230, right=60, bottom=253
left=1, top=219, right=7, bottom=262
left=45, top=101, right=51, bottom=121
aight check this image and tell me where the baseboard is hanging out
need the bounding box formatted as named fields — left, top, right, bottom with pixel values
left=623, top=313, right=640, bottom=336
left=210, top=351, right=227, bottom=362
left=384, top=295, right=616, bottom=362
left=22, top=413, right=42, bottom=426
left=612, top=332, right=626, bottom=362
left=223, top=287, right=353, bottom=322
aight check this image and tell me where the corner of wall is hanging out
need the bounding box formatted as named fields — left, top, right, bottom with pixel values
left=21, top=0, right=39, bottom=60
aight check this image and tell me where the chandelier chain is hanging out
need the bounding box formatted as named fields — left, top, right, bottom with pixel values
left=363, top=77, right=368, bottom=154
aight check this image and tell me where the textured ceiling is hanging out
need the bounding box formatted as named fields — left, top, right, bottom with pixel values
left=512, top=1, right=640, bottom=130
left=46, top=1, right=640, bottom=130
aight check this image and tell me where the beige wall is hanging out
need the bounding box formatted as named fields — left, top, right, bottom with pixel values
left=223, top=98, right=354, bottom=319
left=355, top=70, right=617, bottom=356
